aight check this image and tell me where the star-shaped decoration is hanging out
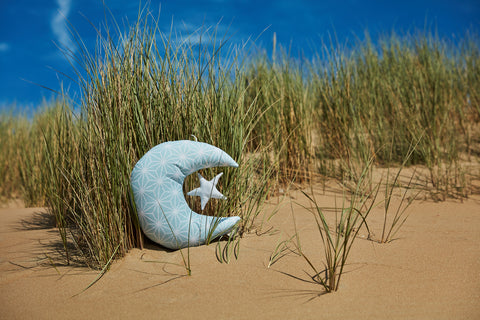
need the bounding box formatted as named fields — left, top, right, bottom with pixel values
left=187, top=172, right=226, bottom=210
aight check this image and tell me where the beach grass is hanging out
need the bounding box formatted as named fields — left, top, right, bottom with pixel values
left=291, top=159, right=379, bottom=293
left=0, top=101, right=66, bottom=207
left=40, top=12, right=274, bottom=268
left=1, top=9, right=479, bottom=270
left=0, top=111, right=27, bottom=202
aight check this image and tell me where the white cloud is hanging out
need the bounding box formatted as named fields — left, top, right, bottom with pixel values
left=51, top=0, right=75, bottom=53
left=0, top=42, right=10, bottom=52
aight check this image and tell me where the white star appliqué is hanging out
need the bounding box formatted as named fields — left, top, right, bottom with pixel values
left=187, top=172, right=226, bottom=210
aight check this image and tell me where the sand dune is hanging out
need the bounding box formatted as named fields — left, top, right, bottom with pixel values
left=1, top=188, right=480, bottom=319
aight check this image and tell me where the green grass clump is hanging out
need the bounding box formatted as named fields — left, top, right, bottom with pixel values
left=41, top=13, right=273, bottom=268
left=0, top=111, right=27, bottom=201
left=292, top=160, right=379, bottom=293
left=244, top=54, right=315, bottom=184
left=311, top=32, right=480, bottom=196
left=0, top=102, right=66, bottom=207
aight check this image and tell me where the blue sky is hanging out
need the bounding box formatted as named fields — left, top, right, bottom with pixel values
left=1, top=0, right=479, bottom=111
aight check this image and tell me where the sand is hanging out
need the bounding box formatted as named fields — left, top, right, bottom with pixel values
left=1, top=186, right=480, bottom=319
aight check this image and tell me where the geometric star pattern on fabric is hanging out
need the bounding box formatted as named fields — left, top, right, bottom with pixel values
left=187, top=172, right=226, bottom=210
left=130, top=140, right=241, bottom=250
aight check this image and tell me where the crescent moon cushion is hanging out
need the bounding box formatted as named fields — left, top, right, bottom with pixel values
left=130, top=140, right=240, bottom=250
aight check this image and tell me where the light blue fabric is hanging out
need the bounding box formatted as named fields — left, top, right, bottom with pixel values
left=130, top=140, right=240, bottom=250
left=187, top=172, right=226, bottom=210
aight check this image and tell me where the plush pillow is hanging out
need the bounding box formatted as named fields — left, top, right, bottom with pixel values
left=130, top=140, right=240, bottom=250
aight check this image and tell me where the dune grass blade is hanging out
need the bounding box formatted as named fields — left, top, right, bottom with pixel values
left=215, top=226, right=241, bottom=264
left=267, top=234, right=298, bottom=268
left=72, top=244, right=120, bottom=297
